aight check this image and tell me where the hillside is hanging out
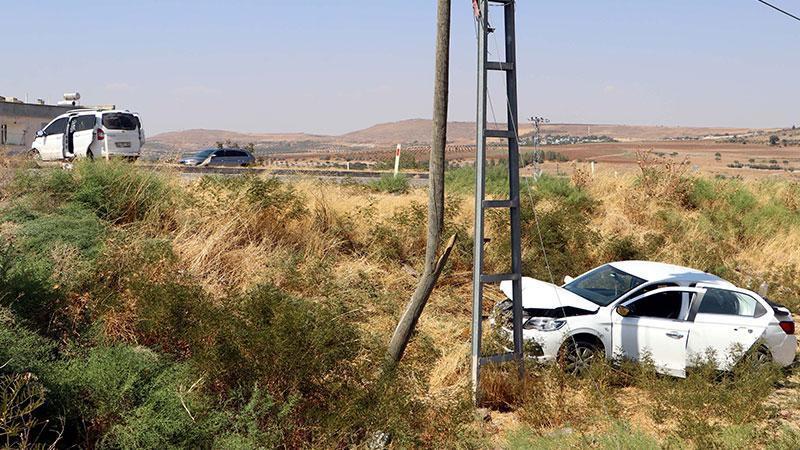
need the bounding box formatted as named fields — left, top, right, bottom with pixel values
left=149, top=129, right=331, bottom=152
left=149, top=120, right=764, bottom=152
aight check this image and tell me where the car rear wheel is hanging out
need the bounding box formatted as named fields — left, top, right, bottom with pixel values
left=86, top=151, right=94, bottom=161
left=559, top=338, right=601, bottom=376
left=29, top=149, right=41, bottom=161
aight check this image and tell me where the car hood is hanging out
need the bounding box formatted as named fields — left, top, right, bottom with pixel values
left=500, top=277, right=600, bottom=313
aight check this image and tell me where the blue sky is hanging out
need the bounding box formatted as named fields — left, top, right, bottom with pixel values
left=2, top=1, right=798, bottom=134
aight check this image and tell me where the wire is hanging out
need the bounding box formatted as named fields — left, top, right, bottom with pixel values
left=756, top=0, right=800, bottom=22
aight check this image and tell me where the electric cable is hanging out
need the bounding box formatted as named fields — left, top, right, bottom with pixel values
left=756, top=0, right=800, bottom=22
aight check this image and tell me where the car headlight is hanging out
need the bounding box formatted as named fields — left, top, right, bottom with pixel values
left=523, top=318, right=566, bottom=331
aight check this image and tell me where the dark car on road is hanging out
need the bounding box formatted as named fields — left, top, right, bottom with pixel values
left=178, top=148, right=256, bottom=167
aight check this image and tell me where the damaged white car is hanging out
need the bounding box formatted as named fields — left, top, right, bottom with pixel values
left=494, top=261, right=796, bottom=376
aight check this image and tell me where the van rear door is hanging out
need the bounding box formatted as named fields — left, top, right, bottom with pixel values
left=101, top=112, right=141, bottom=156
left=133, top=113, right=145, bottom=147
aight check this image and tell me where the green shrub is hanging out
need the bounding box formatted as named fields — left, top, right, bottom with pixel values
left=0, top=307, right=56, bottom=376
left=98, top=361, right=218, bottom=450
left=369, top=173, right=410, bottom=194
left=445, top=164, right=510, bottom=195
left=72, top=160, right=177, bottom=225
left=12, top=204, right=105, bottom=260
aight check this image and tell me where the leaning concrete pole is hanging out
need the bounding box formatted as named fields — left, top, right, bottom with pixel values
left=388, top=0, right=453, bottom=364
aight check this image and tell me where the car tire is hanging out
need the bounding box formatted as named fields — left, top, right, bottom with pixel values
left=29, top=149, right=42, bottom=161
left=86, top=151, right=94, bottom=161
left=559, top=338, right=601, bottom=376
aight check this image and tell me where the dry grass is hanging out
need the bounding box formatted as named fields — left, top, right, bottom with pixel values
left=5, top=156, right=799, bottom=447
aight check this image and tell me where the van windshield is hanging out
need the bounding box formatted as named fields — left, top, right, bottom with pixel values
left=102, top=113, right=138, bottom=131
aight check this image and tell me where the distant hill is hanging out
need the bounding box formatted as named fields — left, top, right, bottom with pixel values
left=148, top=121, right=764, bottom=153
left=149, top=129, right=330, bottom=152
left=337, top=119, right=488, bottom=145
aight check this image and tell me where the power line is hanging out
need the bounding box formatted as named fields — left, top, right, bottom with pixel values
left=756, top=0, right=800, bottom=22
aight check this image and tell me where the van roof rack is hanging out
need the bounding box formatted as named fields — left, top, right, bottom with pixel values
left=67, top=105, right=117, bottom=113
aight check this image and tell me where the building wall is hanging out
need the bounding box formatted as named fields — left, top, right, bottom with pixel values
left=0, top=102, right=74, bottom=152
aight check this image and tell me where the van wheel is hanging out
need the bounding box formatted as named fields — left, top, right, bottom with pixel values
left=559, top=338, right=601, bottom=376
left=29, top=149, right=41, bottom=161
left=86, top=151, right=94, bottom=161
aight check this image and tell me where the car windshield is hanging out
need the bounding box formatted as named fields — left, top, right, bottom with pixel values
left=563, top=264, right=646, bottom=306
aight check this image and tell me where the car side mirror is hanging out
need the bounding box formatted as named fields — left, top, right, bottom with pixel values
left=563, top=275, right=574, bottom=284
left=36, top=130, right=45, bottom=137
left=616, top=305, right=631, bottom=317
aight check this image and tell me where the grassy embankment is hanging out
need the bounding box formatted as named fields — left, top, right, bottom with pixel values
left=0, top=155, right=799, bottom=448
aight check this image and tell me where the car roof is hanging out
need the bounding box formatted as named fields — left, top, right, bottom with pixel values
left=608, top=260, right=733, bottom=286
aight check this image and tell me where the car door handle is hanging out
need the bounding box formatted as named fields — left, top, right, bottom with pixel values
left=666, top=331, right=684, bottom=339
left=733, top=327, right=754, bottom=334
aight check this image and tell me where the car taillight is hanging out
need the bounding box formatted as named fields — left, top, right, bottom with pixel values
left=96, top=129, right=105, bottom=140
left=779, top=321, right=795, bottom=335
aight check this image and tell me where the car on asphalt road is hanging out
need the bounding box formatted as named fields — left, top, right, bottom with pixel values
left=493, top=261, right=796, bottom=376
left=31, top=109, right=144, bottom=161
left=178, top=148, right=255, bottom=167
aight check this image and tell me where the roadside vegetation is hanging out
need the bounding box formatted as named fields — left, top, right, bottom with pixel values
left=0, top=154, right=798, bottom=448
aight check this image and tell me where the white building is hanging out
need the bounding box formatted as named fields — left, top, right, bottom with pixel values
left=0, top=95, right=79, bottom=152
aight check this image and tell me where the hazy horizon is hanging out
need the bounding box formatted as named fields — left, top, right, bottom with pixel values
left=3, top=1, right=799, bottom=135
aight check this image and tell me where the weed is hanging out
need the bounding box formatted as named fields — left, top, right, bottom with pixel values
left=369, top=173, right=410, bottom=194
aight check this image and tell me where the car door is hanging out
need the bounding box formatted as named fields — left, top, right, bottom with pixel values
left=687, top=286, right=772, bottom=370
left=71, top=114, right=97, bottom=157
left=207, top=150, right=226, bottom=166
left=40, top=117, right=69, bottom=160
left=612, top=287, right=702, bottom=377
left=229, top=150, right=249, bottom=166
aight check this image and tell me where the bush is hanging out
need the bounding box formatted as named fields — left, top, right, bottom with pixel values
left=72, top=160, right=177, bottom=226
left=445, top=163, right=511, bottom=195
left=369, top=173, right=410, bottom=194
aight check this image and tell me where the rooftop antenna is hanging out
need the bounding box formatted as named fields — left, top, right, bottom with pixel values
left=471, top=0, right=524, bottom=404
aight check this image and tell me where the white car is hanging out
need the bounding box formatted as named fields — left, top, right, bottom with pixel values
left=494, top=261, right=796, bottom=376
left=31, top=109, right=145, bottom=161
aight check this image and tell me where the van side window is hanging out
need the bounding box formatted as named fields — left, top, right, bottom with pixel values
left=73, top=115, right=97, bottom=132
left=698, top=288, right=761, bottom=317
left=44, top=118, right=68, bottom=135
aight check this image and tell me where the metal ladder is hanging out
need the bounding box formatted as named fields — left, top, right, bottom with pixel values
left=471, top=0, right=524, bottom=402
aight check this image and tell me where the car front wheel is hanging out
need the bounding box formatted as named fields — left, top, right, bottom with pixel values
left=559, top=338, right=601, bottom=376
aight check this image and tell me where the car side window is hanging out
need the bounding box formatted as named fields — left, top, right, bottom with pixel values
left=231, top=150, right=247, bottom=157
left=44, top=118, right=68, bottom=135
left=625, top=283, right=678, bottom=301
left=698, top=288, right=763, bottom=317
left=626, top=291, right=686, bottom=320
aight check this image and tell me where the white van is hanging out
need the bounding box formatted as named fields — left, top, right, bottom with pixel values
left=31, top=109, right=145, bottom=161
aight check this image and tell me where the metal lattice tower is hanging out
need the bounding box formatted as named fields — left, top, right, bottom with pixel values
left=471, top=0, right=524, bottom=402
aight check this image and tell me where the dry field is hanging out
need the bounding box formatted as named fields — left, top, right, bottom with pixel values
left=2, top=157, right=800, bottom=448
